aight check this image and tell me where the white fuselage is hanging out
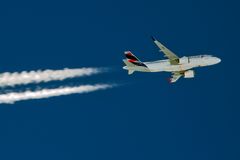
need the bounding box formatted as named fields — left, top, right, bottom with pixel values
left=124, top=55, right=221, bottom=73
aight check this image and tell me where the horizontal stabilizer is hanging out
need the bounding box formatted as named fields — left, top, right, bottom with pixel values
left=128, top=70, right=134, bottom=75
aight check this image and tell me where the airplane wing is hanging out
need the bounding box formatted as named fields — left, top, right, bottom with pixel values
left=169, top=72, right=182, bottom=83
left=151, top=36, right=179, bottom=65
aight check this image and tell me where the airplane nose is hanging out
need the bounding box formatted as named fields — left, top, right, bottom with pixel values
left=207, top=57, right=221, bottom=65
left=215, top=57, right=221, bottom=64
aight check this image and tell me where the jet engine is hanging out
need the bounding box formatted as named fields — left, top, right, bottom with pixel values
left=179, top=56, right=189, bottom=64
left=184, top=70, right=195, bottom=78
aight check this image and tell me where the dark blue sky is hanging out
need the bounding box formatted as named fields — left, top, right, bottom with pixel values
left=0, top=0, right=239, bottom=160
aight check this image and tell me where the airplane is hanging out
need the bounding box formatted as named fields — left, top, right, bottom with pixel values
left=123, top=36, right=221, bottom=83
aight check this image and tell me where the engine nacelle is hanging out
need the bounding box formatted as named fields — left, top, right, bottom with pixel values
left=184, top=70, right=195, bottom=78
left=179, top=56, right=189, bottom=64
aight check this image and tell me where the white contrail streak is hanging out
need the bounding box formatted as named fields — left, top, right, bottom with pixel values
left=0, top=68, right=102, bottom=87
left=0, top=84, right=112, bottom=104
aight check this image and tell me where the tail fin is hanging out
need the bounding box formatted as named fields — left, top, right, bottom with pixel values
left=124, top=51, right=147, bottom=67
left=124, top=51, right=140, bottom=62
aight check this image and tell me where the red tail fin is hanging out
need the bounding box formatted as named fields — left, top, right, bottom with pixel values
left=124, top=51, right=140, bottom=62
left=124, top=51, right=147, bottom=68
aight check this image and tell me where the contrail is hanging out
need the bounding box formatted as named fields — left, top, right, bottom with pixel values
left=0, top=84, right=112, bottom=104
left=0, top=68, right=103, bottom=87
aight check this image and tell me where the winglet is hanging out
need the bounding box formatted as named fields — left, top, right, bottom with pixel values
left=151, top=36, right=156, bottom=41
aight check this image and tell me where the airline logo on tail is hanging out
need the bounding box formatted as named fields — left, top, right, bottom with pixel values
left=124, top=51, right=147, bottom=67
